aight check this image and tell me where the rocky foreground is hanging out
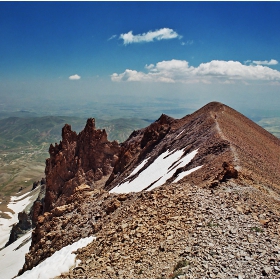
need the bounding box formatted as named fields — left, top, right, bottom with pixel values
left=53, top=179, right=280, bottom=279
left=19, top=178, right=280, bottom=279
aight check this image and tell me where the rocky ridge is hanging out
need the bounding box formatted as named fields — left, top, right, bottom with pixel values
left=18, top=102, right=280, bottom=278
left=44, top=118, right=120, bottom=213
left=106, top=102, right=280, bottom=191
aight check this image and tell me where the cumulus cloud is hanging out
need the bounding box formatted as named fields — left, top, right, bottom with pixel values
left=69, top=74, right=81, bottom=80
left=111, top=59, right=280, bottom=84
left=119, top=28, right=182, bottom=45
left=252, top=59, right=278, bottom=65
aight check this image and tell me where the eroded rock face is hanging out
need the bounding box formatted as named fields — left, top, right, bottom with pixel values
left=105, top=114, right=174, bottom=188
left=5, top=211, right=32, bottom=247
left=44, top=118, right=121, bottom=212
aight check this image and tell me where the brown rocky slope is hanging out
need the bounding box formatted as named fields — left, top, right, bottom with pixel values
left=106, top=101, right=280, bottom=191
left=18, top=102, right=280, bottom=278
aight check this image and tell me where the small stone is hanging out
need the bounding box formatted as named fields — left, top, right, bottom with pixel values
left=274, top=266, right=280, bottom=272
left=123, top=234, right=130, bottom=240
left=202, top=263, right=209, bottom=270
left=212, top=268, right=219, bottom=274
left=181, top=266, right=190, bottom=273
left=240, top=250, right=247, bottom=257
left=106, top=266, right=114, bottom=273
left=236, top=206, right=243, bottom=212
left=262, top=266, right=272, bottom=276
left=238, top=273, right=243, bottom=279
left=185, top=246, right=191, bottom=253
left=159, top=242, right=166, bottom=252
left=121, top=223, right=128, bottom=230
left=259, top=219, right=270, bottom=226
left=248, top=238, right=254, bottom=243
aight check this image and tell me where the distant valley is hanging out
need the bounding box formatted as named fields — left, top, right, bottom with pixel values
left=0, top=116, right=151, bottom=206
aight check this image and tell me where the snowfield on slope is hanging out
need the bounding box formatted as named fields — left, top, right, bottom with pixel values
left=16, top=236, right=95, bottom=279
left=0, top=231, right=32, bottom=279
left=110, top=148, right=202, bottom=193
left=0, top=190, right=36, bottom=249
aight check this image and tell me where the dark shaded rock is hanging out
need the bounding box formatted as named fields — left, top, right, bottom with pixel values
left=40, top=177, right=46, bottom=185
left=221, top=162, right=238, bottom=181
left=44, top=118, right=121, bottom=212
left=32, top=181, right=40, bottom=191
left=5, top=211, right=32, bottom=247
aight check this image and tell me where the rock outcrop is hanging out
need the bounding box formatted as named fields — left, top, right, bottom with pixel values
left=5, top=211, right=32, bottom=247
left=44, top=118, right=120, bottom=212
left=105, top=114, right=174, bottom=187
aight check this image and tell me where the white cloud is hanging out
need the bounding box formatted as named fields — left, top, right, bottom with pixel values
left=119, top=28, right=182, bottom=45
left=111, top=59, right=280, bottom=84
left=69, top=74, right=81, bottom=80
left=244, top=60, right=252, bottom=65
left=108, top=34, right=117, bottom=41
left=252, top=59, right=278, bottom=65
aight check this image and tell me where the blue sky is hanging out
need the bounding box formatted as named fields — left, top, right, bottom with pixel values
left=1, top=1, right=280, bottom=118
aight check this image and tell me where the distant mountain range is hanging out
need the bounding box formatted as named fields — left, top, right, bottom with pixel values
left=0, top=116, right=152, bottom=151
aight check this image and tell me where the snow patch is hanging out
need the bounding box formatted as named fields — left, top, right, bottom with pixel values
left=16, top=236, right=95, bottom=279
left=128, top=157, right=150, bottom=177
left=173, top=165, right=203, bottom=183
left=0, top=190, right=38, bottom=249
left=175, top=129, right=185, bottom=139
left=110, top=148, right=200, bottom=194
left=7, top=194, right=34, bottom=214
left=10, top=191, right=32, bottom=202
left=0, top=231, right=32, bottom=279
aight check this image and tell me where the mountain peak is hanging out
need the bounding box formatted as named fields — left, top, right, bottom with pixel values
left=106, top=101, right=280, bottom=192
left=156, top=113, right=174, bottom=124
left=18, top=102, right=280, bottom=277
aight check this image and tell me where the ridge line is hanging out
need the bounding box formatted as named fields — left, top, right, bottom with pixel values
left=210, top=111, right=241, bottom=171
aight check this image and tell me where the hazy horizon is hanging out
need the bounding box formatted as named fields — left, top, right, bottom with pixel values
left=1, top=2, right=280, bottom=120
